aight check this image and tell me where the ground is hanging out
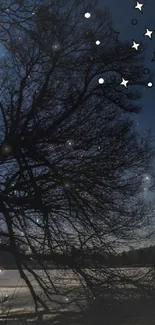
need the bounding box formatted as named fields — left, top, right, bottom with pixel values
left=0, top=269, right=155, bottom=324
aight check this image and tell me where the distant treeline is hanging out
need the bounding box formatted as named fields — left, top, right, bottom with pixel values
left=0, top=245, right=155, bottom=269
left=116, top=245, right=155, bottom=267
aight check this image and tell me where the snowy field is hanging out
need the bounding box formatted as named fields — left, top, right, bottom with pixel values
left=0, top=269, right=75, bottom=315
left=0, top=268, right=155, bottom=324
left=0, top=269, right=88, bottom=317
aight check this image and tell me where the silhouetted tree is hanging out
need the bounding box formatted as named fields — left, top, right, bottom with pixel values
left=0, top=0, right=154, bottom=313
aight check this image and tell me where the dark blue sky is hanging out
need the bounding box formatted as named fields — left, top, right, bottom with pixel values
left=98, top=0, right=155, bottom=137
left=0, top=1, right=154, bottom=136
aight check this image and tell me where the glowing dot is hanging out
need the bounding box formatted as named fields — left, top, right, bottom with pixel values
left=96, top=40, right=100, bottom=45
left=1, top=143, right=12, bottom=155
left=84, top=12, right=91, bottom=18
left=52, top=43, right=61, bottom=51
left=64, top=180, right=71, bottom=189
left=67, top=139, right=74, bottom=147
left=148, top=82, right=153, bottom=87
left=64, top=182, right=70, bottom=188
left=98, top=78, right=104, bottom=84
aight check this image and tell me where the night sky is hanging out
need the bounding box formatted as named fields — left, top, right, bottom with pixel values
left=98, top=0, right=155, bottom=138
left=0, top=1, right=154, bottom=133
left=0, top=1, right=154, bottom=238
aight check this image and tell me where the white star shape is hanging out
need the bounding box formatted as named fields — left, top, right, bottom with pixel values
left=132, top=40, right=140, bottom=50
left=135, top=2, right=143, bottom=11
left=145, top=28, right=153, bottom=39
left=120, top=78, right=129, bottom=88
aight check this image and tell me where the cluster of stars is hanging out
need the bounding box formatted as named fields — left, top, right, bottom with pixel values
left=98, top=77, right=152, bottom=89
left=132, top=30, right=153, bottom=55
left=85, top=3, right=153, bottom=89
left=133, top=1, right=155, bottom=61
left=85, top=7, right=155, bottom=62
